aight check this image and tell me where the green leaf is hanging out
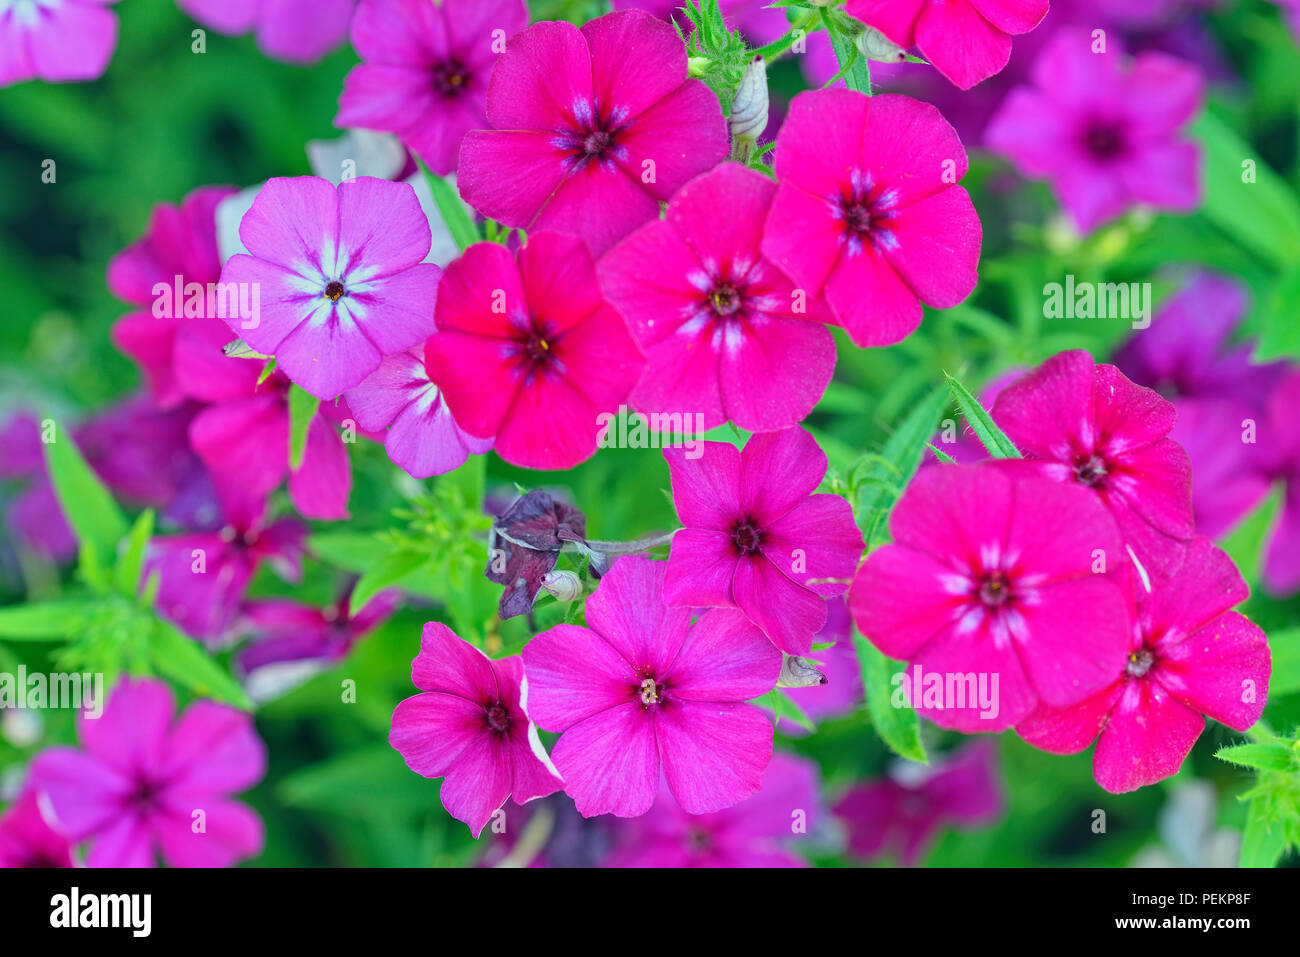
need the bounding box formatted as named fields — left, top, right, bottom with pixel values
left=424, top=165, right=479, bottom=252
left=278, top=746, right=442, bottom=817
left=351, top=549, right=427, bottom=611
left=775, top=689, right=817, bottom=733
left=307, top=532, right=394, bottom=573
left=150, top=622, right=253, bottom=710
left=115, top=508, right=155, bottom=598
left=1268, top=627, right=1300, bottom=697
left=1256, top=268, right=1300, bottom=362
left=853, top=385, right=949, bottom=546
left=287, top=385, right=320, bottom=470
left=1215, top=742, right=1296, bottom=772
left=1192, top=110, right=1300, bottom=269
left=822, top=11, right=872, bottom=93
left=945, top=372, right=1021, bottom=459
left=0, top=601, right=91, bottom=640
left=1240, top=796, right=1287, bottom=868
left=43, top=426, right=128, bottom=566
left=854, top=628, right=927, bottom=764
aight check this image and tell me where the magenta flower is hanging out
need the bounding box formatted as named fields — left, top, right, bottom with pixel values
left=0, top=0, right=120, bottom=87
left=599, top=163, right=836, bottom=432
left=986, top=28, right=1203, bottom=233
left=28, top=678, right=266, bottom=868
left=663, top=427, right=863, bottom=656
left=458, top=10, right=729, bottom=256
left=835, top=741, right=1004, bottom=865
left=778, top=598, right=862, bottom=735
left=337, top=0, right=527, bottom=175
left=763, top=90, right=982, bottom=348
left=1017, top=538, right=1270, bottom=793
left=0, top=790, right=75, bottom=868
left=108, top=185, right=238, bottom=409
left=237, top=587, right=400, bottom=675
left=605, top=753, right=823, bottom=868
left=188, top=364, right=354, bottom=522
left=522, top=556, right=782, bottom=818
left=424, top=231, right=645, bottom=471
left=176, top=0, right=355, bottom=64
left=846, top=0, right=1048, bottom=90
left=343, top=347, right=492, bottom=479
left=1260, top=372, right=1300, bottom=595
left=219, top=176, right=442, bottom=400
left=148, top=508, right=306, bottom=641
left=849, top=463, right=1132, bottom=732
left=390, top=622, right=564, bottom=838
left=991, top=350, right=1195, bottom=579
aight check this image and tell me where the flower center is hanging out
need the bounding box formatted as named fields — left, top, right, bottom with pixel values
left=639, top=678, right=660, bottom=706
left=583, top=129, right=612, bottom=157
left=731, top=519, right=762, bottom=556
left=485, top=703, right=511, bottom=733
left=131, top=778, right=163, bottom=812
left=1073, top=454, right=1109, bottom=487
left=976, top=570, right=1013, bottom=608
left=1126, top=648, right=1155, bottom=678
left=432, top=60, right=468, bottom=97
left=710, top=283, right=742, bottom=317
left=1082, top=120, right=1127, bottom=161
left=836, top=169, right=900, bottom=253
left=324, top=280, right=346, bottom=302
left=524, top=332, right=551, bottom=363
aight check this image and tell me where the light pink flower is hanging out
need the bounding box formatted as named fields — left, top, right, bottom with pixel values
left=0, top=790, right=75, bottom=868
left=337, top=0, right=527, bottom=175
left=664, top=427, right=863, bottom=656
left=176, top=0, right=355, bottom=64
left=28, top=678, right=266, bottom=867
left=219, top=176, right=442, bottom=400
left=0, top=0, right=120, bottom=87
left=600, top=162, right=836, bottom=432
left=523, top=556, right=782, bottom=818
left=850, top=463, right=1133, bottom=732
left=458, top=10, right=729, bottom=255
left=343, top=347, right=492, bottom=479
left=763, top=89, right=982, bottom=348
left=424, top=231, right=645, bottom=471
left=390, top=622, right=563, bottom=838
left=1017, top=538, right=1270, bottom=793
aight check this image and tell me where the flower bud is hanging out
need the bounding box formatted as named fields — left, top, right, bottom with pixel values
left=730, top=56, right=769, bottom=148
left=538, top=570, right=582, bottom=603
left=777, top=654, right=828, bottom=689
left=855, top=26, right=907, bottom=64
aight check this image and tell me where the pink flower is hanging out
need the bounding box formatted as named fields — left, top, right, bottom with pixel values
left=0, top=0, right=120, bottom=87
left=337, top=0, right=527, bottom=175
left=1017, top=538, right=1270, bottom=793
left=605, top=752, right=823, bottom=867
left=763, top=90, right=982, bottom=348
left=835, top=741, right=1004, bottom=865
left=343, top=347, right=492, bottom=479
left=219, top=176, right=442, bottom=400
left=28, top=678, right=266, bottom=867
left=991, top=350, right=1195, bottom=579
left=458, top=10, right=729, bottom=256
left=599, top=162, right=836, bottom=432
left=846, top=0, right=1049, bottom=90
left=389, top=623, right=564, bottom=838
left=522, top=556, right=782, bottom=818
left=108, top=185, right=238, bottom=409
left=986, top=29, right=1203, bottom=233
left=176, top=0, right=355, bottom=64
left=1260, top=372, right=1300, bottom=595
left=849, top=463, right=1132, bottom=732
left=148, top=508, right=306, bottom=641
left=236, top=587, right=400, bottom=675
left=188, top=363, right=355, bottom=523
left=663, top=427, right=863, bottom=656
left=0, top=790, right=75, bottom=868
left=778, top=598, right=862, bottom=734
left=424, top=232, right=645, bottom=471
